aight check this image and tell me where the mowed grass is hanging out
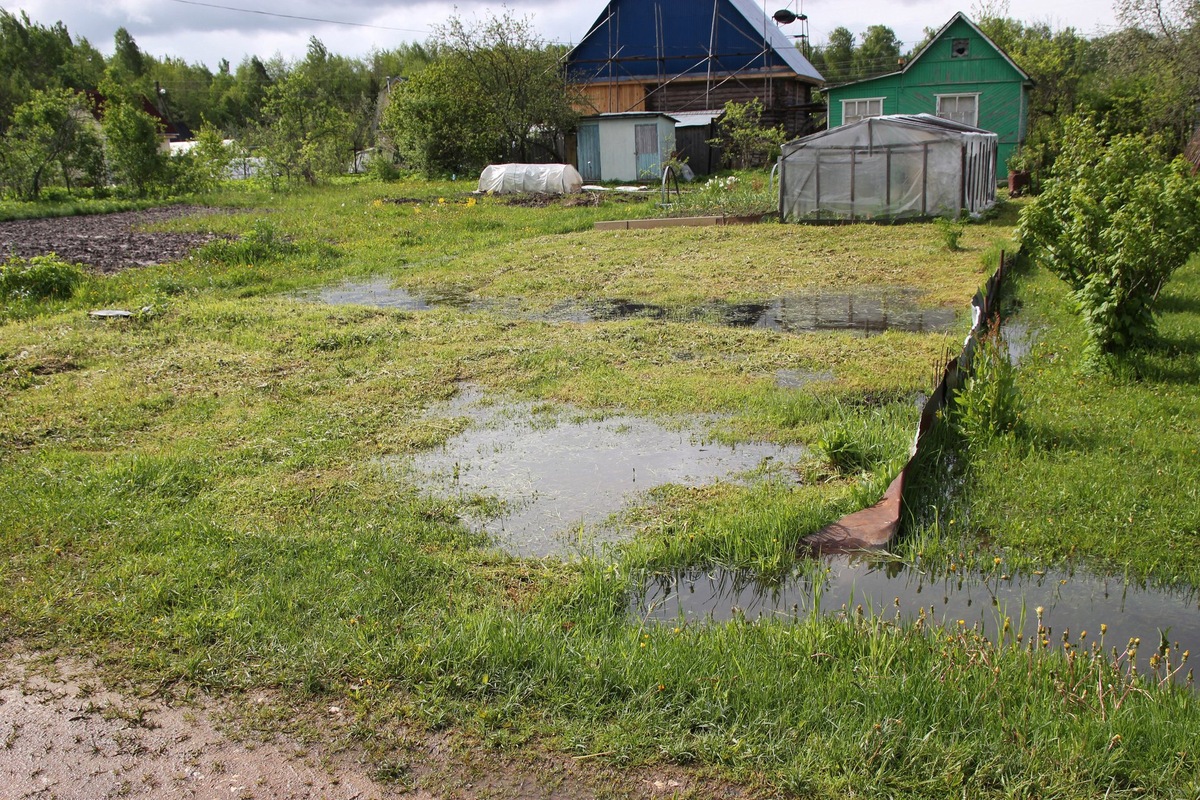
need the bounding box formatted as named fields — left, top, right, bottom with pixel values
left=2, top=178, right=1199, bottom=797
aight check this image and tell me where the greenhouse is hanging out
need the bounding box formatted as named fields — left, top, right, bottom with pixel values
left=778, top=114, right=997, bottom=222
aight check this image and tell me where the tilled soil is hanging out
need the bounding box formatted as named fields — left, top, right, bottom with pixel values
left=0, top=207, right=227, bottom=273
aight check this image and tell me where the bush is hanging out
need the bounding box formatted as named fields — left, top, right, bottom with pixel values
left=953, top=334, right=1022, bottom=442
left=1018, top=116, right=1200, bottom=356
left=0, top=254, right=85, bottom=301
left=934, top=217, right=966, bottom=250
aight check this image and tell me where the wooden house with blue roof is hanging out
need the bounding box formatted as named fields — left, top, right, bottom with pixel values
left=824, top=12, right=1032, bottom=181
left=565, top=0, right=824, bottom=139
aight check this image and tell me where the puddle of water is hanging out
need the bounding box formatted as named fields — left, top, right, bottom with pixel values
left=636, top=559, right=1200, bottom=681
left=775, top=368, right=835, bottom=389
left=302, top=279, right=955, bottom=336
left=388, top=387, right=807, bottom=557
left=754, top=292, right=958, bottom=335
left=308, top=278, right=432, bottom=311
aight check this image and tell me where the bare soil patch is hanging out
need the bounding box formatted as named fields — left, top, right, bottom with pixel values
left=0, top=207, right=226, bottom=274
left=0, top=649, right=745, bottom=800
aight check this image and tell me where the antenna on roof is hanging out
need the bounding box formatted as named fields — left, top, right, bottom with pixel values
left=773, top=1, right=810, bottom=58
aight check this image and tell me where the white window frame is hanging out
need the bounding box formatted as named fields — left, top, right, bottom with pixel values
left=841, top=97, right=884, bottom=126
left=935, top=93, right=980, bottom=128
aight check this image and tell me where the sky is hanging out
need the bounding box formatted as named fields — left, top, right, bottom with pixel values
left=0, top=0, right=1120, bottom=71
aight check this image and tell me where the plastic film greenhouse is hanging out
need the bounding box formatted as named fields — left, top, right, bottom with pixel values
left=778, top=114, right=997, bottom=222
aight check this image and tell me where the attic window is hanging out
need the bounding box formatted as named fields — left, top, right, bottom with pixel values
left=951, top=38, right=970, bottom=58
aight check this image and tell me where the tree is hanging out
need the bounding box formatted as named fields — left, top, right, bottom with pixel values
left=382, top=12, right=579, bottom=174
left=1018, top=116, right=1200, bottom=357
left=853, top=26, right=902, bottom=79
left=710, top=98, right=787, bottom=169
left=1087, top=0, right=1200, bottom=152
left=0, top=11, right=104, bottom=131
left=811, top=27, right=855, bottom=83
left=0, top=87, right=100, bottom=199
left=102, top=98, right=166, bottom=197
left=255, top=59, right=353, bottom=185
left=111, top=27, right=146, bottom=79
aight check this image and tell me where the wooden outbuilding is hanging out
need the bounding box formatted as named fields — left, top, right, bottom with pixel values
left=823, top=13, right=1031, bottom=181
left=565, top=0, right=824, bottom=139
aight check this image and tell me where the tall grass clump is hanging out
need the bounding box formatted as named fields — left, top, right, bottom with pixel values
left=196, top=219, right=299, bottom=265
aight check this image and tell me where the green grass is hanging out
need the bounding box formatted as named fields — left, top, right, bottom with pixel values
left=906, top=253, right=1200, bottom=587
left=2, top=179, right=1199, bottom=797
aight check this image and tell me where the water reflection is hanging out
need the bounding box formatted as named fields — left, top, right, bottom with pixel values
left=387, top=387, right=807, bottom=557
left=636, top=557, right=1200, bottom=680
left=301, top=279, right=957, bottom=336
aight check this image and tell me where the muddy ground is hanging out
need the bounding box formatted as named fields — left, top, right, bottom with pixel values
left=0, top=647, right=734, bottom=800
left=0, top=207, right=225, bottom=273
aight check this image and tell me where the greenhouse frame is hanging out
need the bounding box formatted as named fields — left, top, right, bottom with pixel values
left=778, top=114, right=998, bottom=222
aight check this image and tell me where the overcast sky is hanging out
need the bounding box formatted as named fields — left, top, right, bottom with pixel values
left=1, top=0, right=1119, bottom=70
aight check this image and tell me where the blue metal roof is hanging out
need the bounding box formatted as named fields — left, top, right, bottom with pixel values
left=567, top=0, right=823, bottom=85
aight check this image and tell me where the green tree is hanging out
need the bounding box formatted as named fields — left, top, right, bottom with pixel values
left=710, top=98, right=787, bottom=169
left=102, top=98, right=166, bottom=197
left=0, top=11, right=104, bottom=130
left=111, top=27, right=146, bottom=79
left=853, top=26, right=902, bottom=79
left=382, top=12, right=579, bottom=174
left=255, top=59, right=352, bottom=185
left=811, top=27, right=855, bottom=83
left=0, top=87, right=100, bottom=199
left=1018, top=116, right=1200, bottom=356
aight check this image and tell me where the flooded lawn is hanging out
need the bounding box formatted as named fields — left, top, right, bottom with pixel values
left=637, top=557, right=1200, bottom=680
left=390, top=386, right=807, bottom=557
left=303, top=278, right=958, bottom=335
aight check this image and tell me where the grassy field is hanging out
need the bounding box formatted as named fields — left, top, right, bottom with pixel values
left=2, top=176, right=1199, bottom=797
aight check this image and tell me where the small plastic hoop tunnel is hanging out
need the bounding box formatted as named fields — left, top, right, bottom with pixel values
left=777, top=114, right=998, bottom=222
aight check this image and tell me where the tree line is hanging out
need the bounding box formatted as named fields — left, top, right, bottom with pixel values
left=0, top=2, right=1197, bottom=200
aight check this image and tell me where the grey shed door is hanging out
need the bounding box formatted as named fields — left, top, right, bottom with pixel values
left=635, top=123, right=660, bottom=178
left=577, top=123, right=600, bottom=181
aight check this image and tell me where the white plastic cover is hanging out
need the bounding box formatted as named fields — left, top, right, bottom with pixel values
left=477, top=163, right=584, bottom=195
left=779, top=115, right=997, bottom=221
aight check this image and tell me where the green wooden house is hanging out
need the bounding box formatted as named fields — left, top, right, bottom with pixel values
left=824, top=13, right=1031, bottom=181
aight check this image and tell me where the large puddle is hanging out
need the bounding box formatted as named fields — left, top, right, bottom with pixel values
left=389, top=387, right=807, bottom=557
left=637, top=559, right=1199, bottom=681
left=304, top=279, right=957, bottom=336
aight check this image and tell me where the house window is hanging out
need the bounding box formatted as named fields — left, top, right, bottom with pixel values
left=936, top=94, right=979, bottom=127
left=951, top=38, right=970, bottom=58
left=842, top=98, right=883, bottom=125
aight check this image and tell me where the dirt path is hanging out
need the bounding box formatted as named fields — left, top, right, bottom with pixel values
left=0, top=653, right=430, bottom=800
left=0, top=207, right=226, bottom=273
left=0, top=651, right=730, bottom=800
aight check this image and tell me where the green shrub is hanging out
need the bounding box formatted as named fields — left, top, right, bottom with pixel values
left=1018, top=116, right=1200, bottom=356
left=953, top=334, right=1022, bottom=441
left=0, top=253, right=84, bottom=301
left=934, top=216, right=965, bottom=251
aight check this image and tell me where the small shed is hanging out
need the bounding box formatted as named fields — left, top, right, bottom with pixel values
left=778, top=114, right=997, bottom=222
left=672, top=110, right=723, bottom=176
left=576, top=112, right=677, bottom=182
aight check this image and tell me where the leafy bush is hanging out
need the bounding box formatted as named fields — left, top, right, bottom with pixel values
left=953, top=334, right=1022, bottom=441
left=934, top=216, right=965, bottom=250
left=0, top=254, right=84, bottom=301
left=709, top=98, right=786, bottom=169
left=1017, top=116, right=1200, bottom=356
